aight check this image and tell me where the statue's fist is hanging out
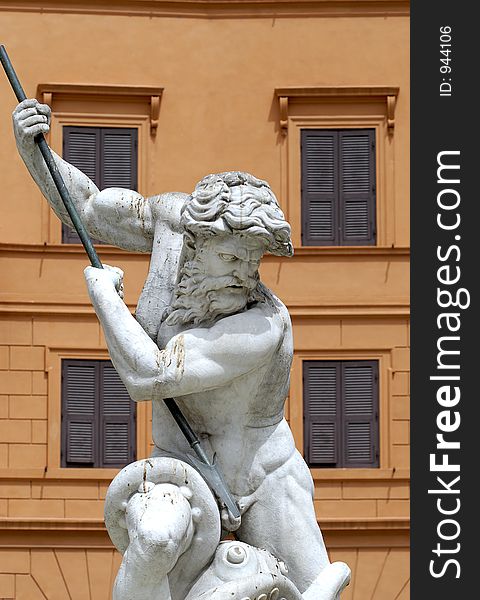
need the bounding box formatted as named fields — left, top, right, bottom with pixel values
left=84, top=264, right=125, bottom=300
left=12, top=98, right=51, bottom=150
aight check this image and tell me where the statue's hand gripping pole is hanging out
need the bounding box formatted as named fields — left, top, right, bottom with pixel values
left=0, top=44, right=103, bottom=269
left=0, top=45, right=241, bottom=522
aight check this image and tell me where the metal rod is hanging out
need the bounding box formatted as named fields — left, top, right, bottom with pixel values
left=164, top=398, right=211, bottom=464
left=0, top=44, right=102, bottom=269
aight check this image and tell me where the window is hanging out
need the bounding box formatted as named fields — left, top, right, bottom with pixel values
left=62, top=126, right=138, bottom=243
left=61, top=359, right=136, bottom=468
left=301, top=129, right=376, bottom=246
left=303, top=360, right=379, bottom=468
left=275, top=86, right=398, bottom=247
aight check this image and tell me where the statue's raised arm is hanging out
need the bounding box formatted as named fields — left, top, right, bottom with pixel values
left=12, top=98, right=185, bottom=252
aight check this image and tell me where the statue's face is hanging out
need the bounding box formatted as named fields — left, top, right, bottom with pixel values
left=200, top=235, right=265, bottom=295
left=165, top=233, right=266, bottom=327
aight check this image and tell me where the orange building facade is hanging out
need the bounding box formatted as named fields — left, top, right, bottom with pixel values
left=0, top=2, right=410, bottom=599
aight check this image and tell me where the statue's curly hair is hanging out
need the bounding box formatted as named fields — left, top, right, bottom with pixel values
left=181, top=171, right=293, bottom=257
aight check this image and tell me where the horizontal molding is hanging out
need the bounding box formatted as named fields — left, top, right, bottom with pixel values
left=0, top=300, right=136, bottom=316
left=0, top=528, right=409, bottom=549
left=0, top=1, right=410, bottom=19
left=0, top=242, right=147, bottom=257
left=0, top=467, right=409, bottom=481
left=0, top=528, right=111, bottom=549
left=324, top=527, right=409, bottom=548
left=37, top=83, right=163, bottom=99
left=312, top=468, right=409, bottom=480
left=275, top=86, right=400, bottom=99
left=320, top=517, right=409, bottom=531
left=0, top=242, right=410, bottom=257
left=289, top=306, right=409, bottom=316
left=0, top=516, right=409, bottom=532
left=0, top=301, right=409, bottom=318
left=0, top=468, right=122, bottom=480
left=0, top=518, right=106, bottom=532
left=273, top=246, right=410, bottom=258
left=0, top=517, right=409, bottom=551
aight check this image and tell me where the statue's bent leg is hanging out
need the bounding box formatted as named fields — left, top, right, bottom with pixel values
left=236, top=450, right=350, bottom=598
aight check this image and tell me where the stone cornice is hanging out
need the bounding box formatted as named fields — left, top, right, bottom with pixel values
left=275, top=86, right=400, bottom=99
left=0, top=518, right=107, bottom=532
left=0, top=242, right=147, bottom=257
left=0, top=467, right=409, bottom=480
left=0, top=518, right=409, bottom=549
left=275, top=86, right=400, bottom=135
left=36, top=84, right=164, bottom=135
left=0, top=242, right=410, bottom=257
left=319, top=517, right=409, bottom=531
left=0, top=516, right=409, bottom=530
left=0, top=1, right=410, bottom=19
left=0, top=301, right=410, bottom=317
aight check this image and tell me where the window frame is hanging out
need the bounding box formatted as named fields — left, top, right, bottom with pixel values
left=275, top=87, right=398, bottom=249
left=45, top=347, right=150, bottom=479
left=61, top=358, right=136, bottom=469
left=288, top=349, right=391, bottom=479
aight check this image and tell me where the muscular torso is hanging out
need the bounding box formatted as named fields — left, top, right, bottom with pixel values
left=152, top=318, right=295, bottom=497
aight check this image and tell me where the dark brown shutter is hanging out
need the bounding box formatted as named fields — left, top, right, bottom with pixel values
left=101, top=129, right=137, bottom=190
left=61, top=360, right=98, bottom=467
left=339, top=130, right=376, bottom=245
left=61, top=359, right=136, bottom=468
left=301, top=130, right=337, bottom=245
left=100, top=362, right=136, bottom=467
left=303, top=360, right=379, bottom=468
left=62, top=126, right=137, bottom=243
left=303, top=362, right=340, bottom=466
left=301, top=129, right=376, bottom=246
left=62, top=127, right=100, bottom=244
left=342, top=361, right=379, bottom=467
left=63, top=127, right=101, bottom=184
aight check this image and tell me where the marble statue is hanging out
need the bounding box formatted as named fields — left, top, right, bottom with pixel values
left=13, top=99, right=350, bottom=600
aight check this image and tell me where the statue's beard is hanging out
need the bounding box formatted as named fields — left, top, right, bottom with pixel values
left=164, top=260, right=263, bottom=327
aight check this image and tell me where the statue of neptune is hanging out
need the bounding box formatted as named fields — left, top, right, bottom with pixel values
left=13, top=99, right=350, bottom=600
